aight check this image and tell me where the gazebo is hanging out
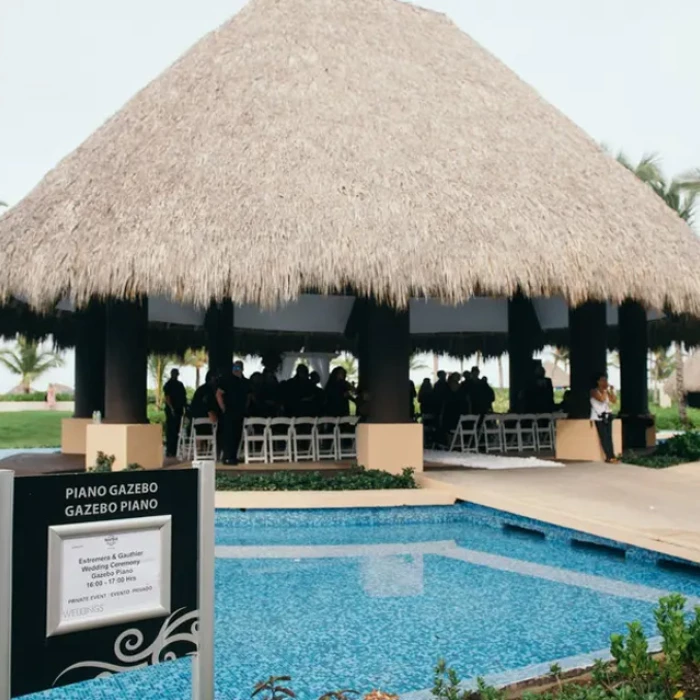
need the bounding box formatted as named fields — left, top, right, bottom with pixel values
left=2, top=0, right=700, bottom=469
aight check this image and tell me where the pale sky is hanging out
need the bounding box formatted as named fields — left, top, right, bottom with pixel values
left=1, top=0, right=696, bottom=390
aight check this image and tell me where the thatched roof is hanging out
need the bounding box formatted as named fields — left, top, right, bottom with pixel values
left=1, top=0, right=700, bottom=312
left=665, top=351, right=700, bottom=397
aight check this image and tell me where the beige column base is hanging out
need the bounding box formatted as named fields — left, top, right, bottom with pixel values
left=85, top=423, right=164, bottom=471
left=555, top=419, right=622, bottom=462
left=356, top=423, right=423, bottom=474
left=61, top=418, right=93, bottom=454
left=646, top=424, right=657, bottom=448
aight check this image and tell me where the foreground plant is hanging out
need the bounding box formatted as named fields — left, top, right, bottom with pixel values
left=90, top=451, right=115, bottom=473
left=252, top=676, right=295, bottom=700
left=217, top=466, right=417, bottom=492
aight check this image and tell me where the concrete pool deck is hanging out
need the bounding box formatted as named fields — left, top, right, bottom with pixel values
left=420, top=461, right=700, bottom=564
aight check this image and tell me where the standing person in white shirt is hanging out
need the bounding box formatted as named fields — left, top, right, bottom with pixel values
left=590, top=372, right=618, bottom=463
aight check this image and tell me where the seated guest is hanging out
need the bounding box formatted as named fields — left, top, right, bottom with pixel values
left=355, top=388, right=370, bottom=421
left=259, top=369, right=282, bottom=417
left=558, top=389, right=572, bottom=416
left=247, top=371, right=265, bottom=416
left=190, top=370, right=219, bottom=422
left=418, top=378, right=434, bottom=416
left=526, top=362, right=555, bottom=413
left=284, top=364, right=316, bottom=417
left=440, top=372, right=467, bottom=443
left=473, top=376, right=495, bottom=415
left=308, top=371, right=325, bottom=416
left=324, top=367, right=355, bottom=416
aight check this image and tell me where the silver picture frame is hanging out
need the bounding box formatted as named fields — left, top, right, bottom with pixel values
left=46, top=515, right=172, bottom=637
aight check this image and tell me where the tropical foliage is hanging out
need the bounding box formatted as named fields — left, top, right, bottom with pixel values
left=616, top=152, right=700, bottom=425
left=148, top=353, right=177, bottom=409
left=184, top=348, right=208, bottom=387
left=215, top=466, right=416, bottom=491
left=0, top=336, right=63, bottom=393
left=331, top=353, right=358, bottom=385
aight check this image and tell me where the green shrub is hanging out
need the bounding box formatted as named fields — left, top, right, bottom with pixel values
left=651, top=405, right=700, bottom=431
left=90, top=452, right=115, bottom=473
left=624, top=430, right=700, bottom=468
left=148, top=406, right=166, bottom=425
left=215, top=466, right=417, bottom=491
left=0, top=391, right=73, bottom=402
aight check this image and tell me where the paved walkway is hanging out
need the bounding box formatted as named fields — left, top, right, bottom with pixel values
left=420, top=461, right=700, bottom=563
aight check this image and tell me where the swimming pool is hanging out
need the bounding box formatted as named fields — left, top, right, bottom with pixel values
left=25, top=503, right=700, bottom=700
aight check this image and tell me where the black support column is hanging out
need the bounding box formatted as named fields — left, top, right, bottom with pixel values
left=205, top=299, right=234, bottom=377
left=362, top=298, right=411, bottom=423
left=619, top=299, right=649, bottom=448
left=73, top=300, right=106, bottom=418
left=508, top=293, right=534, bottom=412
left=569, top=301, right=607, bottom=418
left=104, top=297, right=148, bottom=424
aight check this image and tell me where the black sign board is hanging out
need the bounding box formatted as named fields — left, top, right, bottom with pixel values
left=11, top=469, right=198, bottom=697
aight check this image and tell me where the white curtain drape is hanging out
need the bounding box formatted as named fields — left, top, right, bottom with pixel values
left=277, top=352, right=335, bottom=384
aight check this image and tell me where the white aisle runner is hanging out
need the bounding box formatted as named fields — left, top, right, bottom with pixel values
left=423, top=450, right=563, bottom=469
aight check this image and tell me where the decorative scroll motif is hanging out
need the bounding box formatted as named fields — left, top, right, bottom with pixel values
left=54, top=608, right=198, bottom=684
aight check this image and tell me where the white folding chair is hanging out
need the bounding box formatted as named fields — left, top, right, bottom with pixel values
left=449, top=414, right=480, bottom=453
left=176, top=415, right=193, bottom=460
left=481, top=414, right=504, bottom=453
left=268, top=417, right=294, bottom=463
left=192, top=418, right=217, bottom=461
left=243, top=417, right=270, bottom=464
left=292, top=417, right=317, bottom=461
left=315, top=417, right=339, bottom=460
left=500, top=414, right=521, bottom=453
left=535, top=413, right=554, bottom=452
left=337, top=416, right=359, bottom=459
left=518, top=414, right=538, bottom=452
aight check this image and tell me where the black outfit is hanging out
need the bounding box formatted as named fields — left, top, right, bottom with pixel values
left=440, top=389, right=465, bottom=442
left=285, top=375, right=316, bottom=417
left=219, top=375, right=250, bottom=463
left=190, top=382, right=218, bottom=437
left=190, top=382, right=217, bottom=419
left=432, top=379, right=449, bottom=417
left=163, top=378, right=187, bottom=457
left=525, top=378, right=555, bottom=414
left=409, top=380, right=417, bottom=420
left=324, top=380, right=352, bottom=417
left=595, top=417, right=615, bottom=461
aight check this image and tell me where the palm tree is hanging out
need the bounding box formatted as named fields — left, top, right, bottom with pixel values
left=410, top=354, right=428, bottom=372
left=331, top=353, right=358, bottom=385
left=184, top=348, right=208, bottom=387
left=551, top=346, right=570, bottom=374
left=616, top=152, right=700, bottom=423
left=148, top=353, right=176, bottom=409
left=649, top=348, right=676, bottom=404
left=0, top=337, right=63, bottom=393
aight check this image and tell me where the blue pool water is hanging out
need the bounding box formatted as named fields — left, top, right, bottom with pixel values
left=25, top=504, right=700, bottom=700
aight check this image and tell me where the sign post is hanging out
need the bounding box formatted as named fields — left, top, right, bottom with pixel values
left=6, top=461, right=215, bottom=699
left=193, top=460, right=215, bottom=700
left=0, top=470, right=13, bottom=700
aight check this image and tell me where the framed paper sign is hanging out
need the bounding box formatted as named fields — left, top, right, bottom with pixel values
left=46, top=515, right=172, bottom=636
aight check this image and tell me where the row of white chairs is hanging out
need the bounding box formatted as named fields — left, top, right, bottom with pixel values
left=242, top=416, right=360, bottom=464
left=176, top=417, right=218, bottom=461
left=449, top=413, right=565, bottom=454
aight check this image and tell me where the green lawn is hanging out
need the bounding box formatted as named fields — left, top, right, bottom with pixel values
left=0, top=411, right=71, bottom=448
left=0, top=402, right=695, bottom=450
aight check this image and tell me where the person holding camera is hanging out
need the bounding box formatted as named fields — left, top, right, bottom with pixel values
left=590, top=372, right=618, bottom=463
